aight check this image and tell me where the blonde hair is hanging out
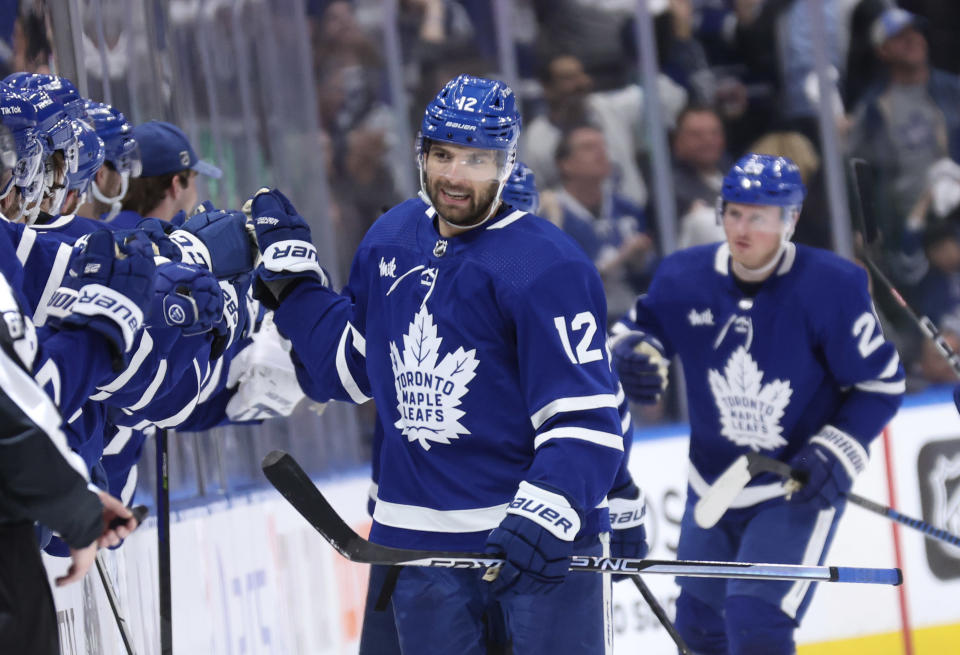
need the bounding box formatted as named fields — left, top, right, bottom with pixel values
left=748, top=132, right=820, bottom=184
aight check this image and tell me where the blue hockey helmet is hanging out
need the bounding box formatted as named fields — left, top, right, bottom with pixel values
left=501, top=161, right=539, bottom=213
left=83, top=101, right=141, bottom=177
left=24, top=89, right=80, bottom=175
left=721, top=153, right=806, bottom=209
left=418, top=74, right=520, bottom=177
left=0, top=86, right=44, bottom=205
left=7, top=73, right=86, bottom=120
left=65, top=119, right=105, bottom=194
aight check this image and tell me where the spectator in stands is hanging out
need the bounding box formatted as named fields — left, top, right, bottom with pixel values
left=118, top=120, right=222, bottom=225
left=847, top=7, right=960, bottom=284
left=914, top=220, right=960, bottom=329
left=749, top=130, right=832, bottom=249
left=521, top=52, right=686, bottom=207
left=554, top=125, right=655, bottom=322
left=671, top=104, right=729, bottom=249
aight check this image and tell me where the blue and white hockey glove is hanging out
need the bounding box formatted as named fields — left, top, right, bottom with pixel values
left=152, top=261, right=224, bottom=336
left=484, top=482, right=580, bottom=597
left=250, top=188, right=327, bottom=310
left=608, top=481, right=648, bottom=582
left=168, top=205, right=257, bottom=280
left=47, top=229, right=155, bottom=362
left=788, top=426, right=868, bottom=509
left=210, top=273, right=253, bottom=360
left=609, top=331, right=669, bottom=404
left=136, top=218, right=182, bottom=261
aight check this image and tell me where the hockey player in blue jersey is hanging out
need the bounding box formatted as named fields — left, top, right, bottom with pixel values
left=611, top=153, right=905, bottom=654
left=250, top=74, right=624, bottom=654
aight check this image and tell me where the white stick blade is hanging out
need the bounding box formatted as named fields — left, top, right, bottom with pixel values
left=694, top=455, right=751, bottom=528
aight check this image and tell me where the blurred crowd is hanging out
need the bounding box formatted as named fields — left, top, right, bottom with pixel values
left=5, top=0, right=960, bottom=416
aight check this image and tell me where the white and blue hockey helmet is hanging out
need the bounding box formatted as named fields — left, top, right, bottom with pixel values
left=0, top=85, right=44, bottom=207
left=501, top=161, right=540, bottom=213
left=417, top=74, right=520, bottom=185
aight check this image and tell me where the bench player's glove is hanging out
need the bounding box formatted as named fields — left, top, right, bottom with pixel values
left=168, top=204, right=257, bottom=280
left=609, top=331, right=669, bottom=404
left=152, top=261, right=223, bottom=336
left=483, top=482, right=580, bottom=597
left=788, top=426, right=868, bottom=509
left=608, top=481, right=648, bottom=581
left=136, top=218, right=182, bottom=261
left=46, top=229, right=155, bottom=365
left=249, top=188, right=327, bottom=310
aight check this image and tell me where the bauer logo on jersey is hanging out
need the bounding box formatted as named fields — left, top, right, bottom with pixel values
left=389, top=305, right=479, bottom=451
left=708, top=346, right=792, bottom=451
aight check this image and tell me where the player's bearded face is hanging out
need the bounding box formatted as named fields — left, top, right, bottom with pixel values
left=722, top=202, right=791, bottom=269
left=425, top=143, right=501, bottom=227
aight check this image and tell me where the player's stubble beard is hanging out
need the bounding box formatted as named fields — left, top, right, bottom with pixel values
left=427, top=175, right=500, bottom=229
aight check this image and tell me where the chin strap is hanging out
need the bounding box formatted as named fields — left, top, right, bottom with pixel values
left=91, top=172, right=129, bottom=221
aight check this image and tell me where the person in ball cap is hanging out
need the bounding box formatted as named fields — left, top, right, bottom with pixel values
left=116, top=120, right=222, bottom=226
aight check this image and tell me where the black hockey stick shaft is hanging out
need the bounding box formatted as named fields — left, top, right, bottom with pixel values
left=261, top=450, right=901, bottom=585
left=96, top=552, right=138, bottom=655
left=156, top=429, right=172, bottom=655
left=630, top=577, right=691, bottom=654
left=848, top=158, right=960, bottom=378
left=747, top=453, right=960, bottom=548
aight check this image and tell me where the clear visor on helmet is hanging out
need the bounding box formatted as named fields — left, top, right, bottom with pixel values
left=2, top=136, right=44, bottom=204
left=421, top=140, right=512, bottom=184
left=43, top=117, right=79, bottom=174
left=718, top=199, right=797, bottom=235
left=114, top=138, right=142, bottom=178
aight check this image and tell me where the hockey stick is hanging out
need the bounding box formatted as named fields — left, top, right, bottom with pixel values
left=630, top=577, right=691, bottom=654
left=848, top=158, right=960, bottom=381
left=155, top=429, right=172, bottom=655
left=96, top=505, right=149, bottom=655
left=261, top=450, right=902, bottom=585
left=743, top=453, right=960, bottom=549
left=694, top=454, right=786, bottom=528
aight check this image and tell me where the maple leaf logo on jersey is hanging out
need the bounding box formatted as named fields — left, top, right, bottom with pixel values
left=708, top=346, right=792, bottom=451
left=389, top=305, right=479, bottom=450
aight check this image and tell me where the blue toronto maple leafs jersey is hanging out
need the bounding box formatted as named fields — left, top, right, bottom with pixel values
left=275, top=198, right=624, bottom=551
left=615, top=242, right=904, bottom=496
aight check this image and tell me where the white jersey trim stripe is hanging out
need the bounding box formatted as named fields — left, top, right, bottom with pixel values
left=32, top=243, right=72, bottom=326
left=15, top=226, right=36, bottom=265
left=336, top=322, right=371, bottom=404
left=120, top=466, right=138, bottom=506
left=103, top=426, right=134, bottom=456
left=688, top=462, right=787, bottom=507
left=126, top=359, right=168, bottom=412
left=781, top=507, right=835, bottom=618
left=373, top=498, right=508, bottom=533
left=530, top=393, right=619, bottom=430
left=533, top=427, right=623, bottom=451
left=155, top=360, right=204, bottom=428
left=486, top=210, right=527, bottom=230
left=854, top=378, right=906, bottom=394
left=91, top=331, right=154, bottom=400
left=621, top=411, right=632, bottom=435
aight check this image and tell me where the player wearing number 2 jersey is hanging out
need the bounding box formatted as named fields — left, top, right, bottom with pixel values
left=610, top=153, right=905, bottom=654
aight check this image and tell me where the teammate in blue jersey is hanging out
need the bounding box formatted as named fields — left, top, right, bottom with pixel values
left=249, top=74, right=624, bottom=654
left=611, top=153, right=905, bottom=655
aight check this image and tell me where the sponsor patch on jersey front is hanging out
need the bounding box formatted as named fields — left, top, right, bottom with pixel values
left=390, top=305, right=479, bottom=450
left=708, top=346, right=792, bottom=451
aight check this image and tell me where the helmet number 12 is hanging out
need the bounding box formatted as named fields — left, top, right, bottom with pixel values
left=554, top=312, right=603, bottom=365
left=455, top=96, right=477, bottom=112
